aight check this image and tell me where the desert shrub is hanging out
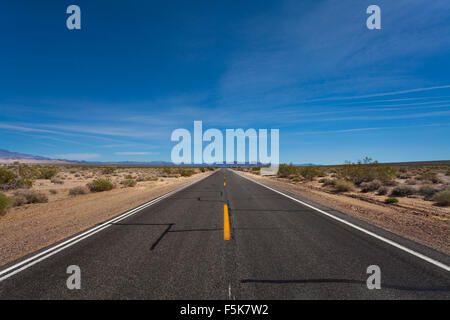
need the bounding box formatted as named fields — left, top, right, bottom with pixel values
left=37, top=167, right=57, bottom=179
left=299, top=166, right=322, bottom=181
left=385, top=197, right=399, bottom=204
left=334, top=179, right=355, bottom=192
left=277, top=163, right=297, bottom=178
left=377, top=186, right=388, bottom=195
left=321, top=178, right=336, bottom=187
left=178, top=168, right=195, bottom=177
left=390, top=185, right=415, bottom=197
left=432, top=190, right=450, bottom=206
left=339, top=158, right=396, bottom=185
left=69, top=186, right=89, bottom=196
left=417, top=172, right=440, bottom=184
left=0, top=193, right=12, bottom=215
left=446, top=170, right=450, bottom=176
left=125, top=174, right=133, bottom=179
left=360, top=180, right=381, bottom=193
left=200, top=167, right=206, bottom=172
left=0, top=167, right=33, bottom=190
left=87, top=179, right=114, bottom=192
left=418, top=185, right=437, bottom=199
left=51, top=177, right=64, bottom=184
left=0, top=167, right=17, bottom=185
left=291, top=176, right=300, bottom=182
left=13, top=190, right=48, bottom=205
left=49, top=189, right=58, bottom=194
left=101, top=167, right=116, bottom=175
left=162, top=167, right=172, bottom=175
left=121, top=178, right=137, bottom=187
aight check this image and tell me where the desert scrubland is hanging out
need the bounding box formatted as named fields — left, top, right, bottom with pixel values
left=237, top=159, right=450, bottom=254
left=0, top=164, right=212, bottom=266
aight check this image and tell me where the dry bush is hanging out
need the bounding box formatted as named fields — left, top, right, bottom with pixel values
left=178, top=168, right=195, bottom=177
left=432, top=190, right=450, bottom=206
left=390, top=185, right=415, bottom=197
left=277, top=163, right=297, bottom=178
left=299, top=166, right=323, bottom=181
left=121, top=178, right=137, bottom=187
left=339, top=158, right=396, bottom=185
left=49, top=189, right=58, bottom=195
left=37, top=167, right=58, bottom=179
left=0, top=193, right=12, bottom=215
left=101, top=167, right=116, bottom=174
left=360, top=180, right=381, bottom=193
left=69, top=186, right=89, bottom=196
left=334, top=179, right=355, bottom=192
left=418, top=185, right=438, bottom=200
left=377, top=186, right=388, bottom=195
left=320, top=178, right=335, bottom=187
left=51, top=177, right=64, bottom=184
left=13, top=190, right=48, bottom=205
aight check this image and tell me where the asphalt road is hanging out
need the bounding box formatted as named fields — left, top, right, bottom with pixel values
left=0, top=169, right=449, bottom=299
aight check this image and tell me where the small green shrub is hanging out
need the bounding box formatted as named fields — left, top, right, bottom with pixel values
left=390, top=186, right=415, bottom=197
left=432, top=190, right=450, bottom=206
left=385, top=197, right=399, bottom=204
left=87, top=179, right=114, bottom=192
left=13, top=190, right=48, bottom=205
left=0, top=193, right=12, bottom=215
left=121, top=178, right=137, bottom=187
left=49, top=189, right=58, bottom=195
left=335, top=179, right=355, bottom=192
left=69, top=186, right=89, bottom=196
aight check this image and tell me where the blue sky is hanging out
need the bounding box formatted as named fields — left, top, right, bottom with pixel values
left=1, top=0, right=450, bottom=164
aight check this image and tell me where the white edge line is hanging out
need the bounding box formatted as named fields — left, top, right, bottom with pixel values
left=235, top=171, right=450, bottom=273
left=0, top=172, right=213, bottom=282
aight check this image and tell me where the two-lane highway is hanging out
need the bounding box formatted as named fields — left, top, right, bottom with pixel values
left=0, top=169, right=449, bottom=299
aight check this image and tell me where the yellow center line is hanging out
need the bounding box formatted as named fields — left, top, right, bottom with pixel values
left=223, top=204, right=230, bottom=240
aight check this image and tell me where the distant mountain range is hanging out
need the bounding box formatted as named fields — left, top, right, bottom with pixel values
left=0, top=149, right=318, bottom=166
left=0, top=149, right=52, bottom=160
